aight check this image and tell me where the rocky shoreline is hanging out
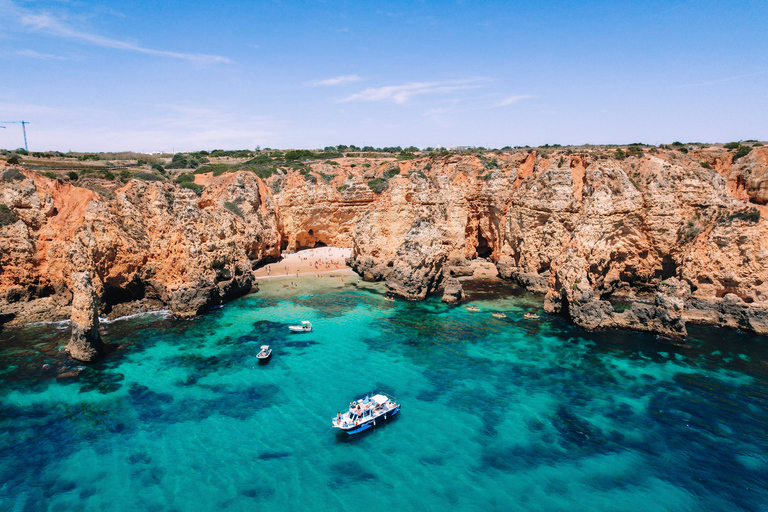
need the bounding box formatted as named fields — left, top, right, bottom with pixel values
left=2, top=144, right=768, bottom=360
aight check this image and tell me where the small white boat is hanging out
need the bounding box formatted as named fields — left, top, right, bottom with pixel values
left=256, top=345, right=272, bottom=363
left=289, top=320, right=312, bottom=333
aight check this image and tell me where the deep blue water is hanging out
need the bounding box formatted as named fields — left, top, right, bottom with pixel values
left=1, top=277, right=767, bottom=511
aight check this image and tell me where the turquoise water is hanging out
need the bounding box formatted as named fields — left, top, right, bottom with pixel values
left=1, top=277, right=767, bottom=511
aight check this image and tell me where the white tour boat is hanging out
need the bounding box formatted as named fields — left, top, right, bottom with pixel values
left=332, top=393, right=400, bottom=435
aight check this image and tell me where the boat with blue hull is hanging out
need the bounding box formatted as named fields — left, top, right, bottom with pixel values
left=332, top=393, right=400, bottom=435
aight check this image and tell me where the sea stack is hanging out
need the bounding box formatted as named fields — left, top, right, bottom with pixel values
left=65, top=271, right=105, bottom=362
left=441, top=277, right=465, bottom=304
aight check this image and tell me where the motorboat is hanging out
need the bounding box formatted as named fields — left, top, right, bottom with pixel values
left=256, top=345, right=272, bottom=363
left=289, top=320, right=312, bottom=332
left=332, top=393, right=400, bottom=435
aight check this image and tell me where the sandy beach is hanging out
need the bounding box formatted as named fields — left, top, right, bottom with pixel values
left=253, top=247, right=354, bottom=279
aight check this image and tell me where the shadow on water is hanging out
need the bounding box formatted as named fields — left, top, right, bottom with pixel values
left=326, top=460, right=379, bottom=489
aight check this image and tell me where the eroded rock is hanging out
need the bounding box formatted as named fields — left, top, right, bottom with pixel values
left=65, top=271, right=104, bottom=362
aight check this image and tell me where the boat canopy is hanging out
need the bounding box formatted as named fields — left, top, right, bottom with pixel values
left=371, top=394, right=388, bottom=405
left=301, top=321, right=311, bottom=324
left=260, top=345, right=269, bottom=350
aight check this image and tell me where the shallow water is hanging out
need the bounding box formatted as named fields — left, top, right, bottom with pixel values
left=1, top=277, right=767, bottom=511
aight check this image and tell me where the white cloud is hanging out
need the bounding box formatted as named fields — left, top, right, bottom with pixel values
left=495, top=95, right=534, bottom=107
left=16, top=48, right=66, bottom=60
left=2, top=1, right=230, bottom=64
left=311, top=74, right=363, bottom=86
left=340, top=78, right=488, bottom=104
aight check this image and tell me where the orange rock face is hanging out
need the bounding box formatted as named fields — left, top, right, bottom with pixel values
left=2, top=145, right=768, bottom=337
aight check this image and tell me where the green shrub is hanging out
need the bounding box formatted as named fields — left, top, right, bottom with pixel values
left=284, top=149, right=315, bottom=161
left=194, top=163, right=231, bottom=176
left=244, top=155, right=273, bottom=165
left=367, top=178, right=388, bottom=193
left=724, top=142, right=740, bottom=150
left=134, top=172, right=164, bottom=182
left=754, top=142, right=764, bottom=147
left=15, top=148, right=29, bottom=156
left=383, top=168, right=401, bottom=179
left=174, top=173, right=195, bottom=183
left=7, top=155, right=20, bottom=165
left=0, top=204, right=19, bottom=226
left=180, top=182, right=204, bottom=195
left=679, top=147, right=688, bottom=154
left=2, top=168, right=25, bottom=182
left=324, top=160, right=340, bottom=166
left=614, top=148, right=626, bottom=160
left=700, top=161, right=712, bottom=169
left=396, top=152, right=415, bottom=161
left=152, top=163, right=165, bottom=174
left=224, top=201, right=244, bottom=217
left=337, top=184, right=349, bottom=192
left=298, top=168, right=316, bottom=183
left=733, top=146, right=752, bottom=161
left=102, top=170, right=115, bottom=180
left=166, top=153, right=203, bottom=169
left=119, top=170, right=132, bottom=182
left=43, top=171, right=57, bottom=179
left=68, top=171, right=78, bottom=181
left=247, top=165, right=276, bottom=179
left=719, top=209, right=760, bottom=225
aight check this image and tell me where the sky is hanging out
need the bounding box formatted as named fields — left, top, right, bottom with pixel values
left=0, top=0, right=766, bottom=152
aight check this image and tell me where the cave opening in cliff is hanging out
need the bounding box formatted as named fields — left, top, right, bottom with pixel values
left=102, top=281, right=146, bottom=313
left=656, top=256, right=677, bottom=280
left=476, top=231, right=493, bottom=259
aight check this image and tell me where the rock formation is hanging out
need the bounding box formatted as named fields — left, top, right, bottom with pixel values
left=441, top=277, right=464, bottom=304
left=65, top=271, right=104, bottom=362
left=2, top=144, right=768, bottom=340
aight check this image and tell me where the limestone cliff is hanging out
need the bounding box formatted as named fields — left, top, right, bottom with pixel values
left=344, top=147, right=768, bottom=335
left=0, top=168, right=279, bottom=326
left=2, top=145, right=768, bottom=340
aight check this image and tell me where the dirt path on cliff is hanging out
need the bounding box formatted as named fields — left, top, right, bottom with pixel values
left=253, top=247, right=354, bottom=279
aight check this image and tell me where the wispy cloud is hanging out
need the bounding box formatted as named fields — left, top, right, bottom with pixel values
left=340, top=78, right=488, bottom=104
left=677, top=73, right=761, bottom=89
left=16, top=48, right=67, bottom=60
left=2, top=1, right=230, bottom=64
left=495, top=95, right=534, bottom=107
left=310, top=74, right=362, bottom=86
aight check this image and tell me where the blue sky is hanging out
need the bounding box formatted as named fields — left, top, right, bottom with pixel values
left=0, top=0, right=766, bottom=152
